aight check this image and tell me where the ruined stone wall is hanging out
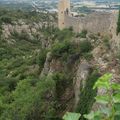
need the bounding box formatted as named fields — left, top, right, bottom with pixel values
left=109, top=11, right=120, bottom=50
left=64, top=11, right=120, bottom=49
left=64, top=15, right=81, bottom=32
left=64, top=12, right=112, bottom=35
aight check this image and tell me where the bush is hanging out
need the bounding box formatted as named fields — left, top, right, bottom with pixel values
left=117, top=10, right=120, bottom=35
left=82, top=53, right=93, bottom=61
left=0, top=16, right=12, bottom=24
left=77, top=30, right=87, bottom=38
left=36, top=49, right=47, bottom=69
left=51, top=39, right=92, bottom=60
left=103, top=36, right=110, bottom=49
left=79, top=40, right=93, bottom=54
left=52, top=72, right=72, bottom=100
left=1, top=77, right=56, bottom=120
left=11, top=30, right=31, bottom=42
left=0, top=77, right=19, bottom=92
left=51, top=41, right=71, bottom=57
left=0, top=21, right=2, bottom=37
left=54, top=28, right=74, bottom=41
left=76, top=70, right=100, bottom=119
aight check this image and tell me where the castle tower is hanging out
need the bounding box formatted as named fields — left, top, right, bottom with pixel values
left=58, top=0, right=70, bottom=30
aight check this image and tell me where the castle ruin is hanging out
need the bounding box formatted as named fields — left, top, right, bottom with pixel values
left=58, top=0, right=120, bottom=49
left=58, top=0, right=118, bottom=36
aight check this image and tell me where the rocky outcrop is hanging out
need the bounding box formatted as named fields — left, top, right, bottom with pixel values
left=40, top=52, right=63, bottom=78
left=2, top=21, right=42, bottom=39
left=73, top=60, right=91, bottom=109
left=110, top=11, right=120, bottom=51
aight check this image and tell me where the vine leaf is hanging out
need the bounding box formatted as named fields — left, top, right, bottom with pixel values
left=63, top=112, right=81, bottom=120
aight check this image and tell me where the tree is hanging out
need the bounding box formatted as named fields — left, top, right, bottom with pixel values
left=117, top=10, right=120, bottom=35
left=0, top=77, right=56, bottom=120
left=63, top=112, right=81, bottom=120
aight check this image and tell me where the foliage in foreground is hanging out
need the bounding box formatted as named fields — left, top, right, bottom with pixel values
left=0, top=76, right=56, bottom=120
left=63, top=73, right=120, bottom=120
left=75, top=70, right=99, bottom=119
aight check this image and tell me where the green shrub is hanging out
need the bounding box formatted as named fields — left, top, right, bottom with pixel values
left=36, top=49, right=47, bottom=69
left=79, top=40, right=93, bottom=54
left=11, top=30, right=31, bottom=42
left=54, top=28, right=74, bottom=41
left=63, top=112, right=81, bottom=120
left=82, top=53, right=93, bottom=61
left=0, top=16, right=12, bottom=24
left=1, top=77, right=56, bottom=120
left=7, top=57, right=24, bottom=70
left=117, top=10, right=120, bottom=35
left=76, top=70, right=100, bottom=119
left=51, top=41, right=71, bottom=57
left=51, top=39, right=92, bottom=60
left=0, top=77, right=19, bottom=92
left=52, top=72, right=72, bottom=100
left=0, top=21, right=2, bottom=37
left=77, top=30, right=87, bottom=38
left=103, top=36, right=110, bottom=49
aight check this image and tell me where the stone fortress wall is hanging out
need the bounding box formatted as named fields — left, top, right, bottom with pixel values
left=58, top=0, right=119, bottom=49
left=64, top=11, right=120, bottom=48
left=58, top=0, right=118, bottom=35
left=64, top=12, right=112, bottom=34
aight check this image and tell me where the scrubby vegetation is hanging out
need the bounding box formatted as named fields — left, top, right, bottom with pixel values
left=76, top=70, right=100, bottom=119
left=117, top=10, right=120, bottom=35
left=64, top=73, right=120, bottom=120
left=103, top=36, right=111, bottom=49
left=0, top=8, right=120, bottom=120
left=76, top=30, right=88, bottom=38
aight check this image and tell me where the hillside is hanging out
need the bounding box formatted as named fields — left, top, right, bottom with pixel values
left=0, top=9, right=120, bottom=120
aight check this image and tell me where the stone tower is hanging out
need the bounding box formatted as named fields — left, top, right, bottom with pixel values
left=58, top=0, right=70, bottom=30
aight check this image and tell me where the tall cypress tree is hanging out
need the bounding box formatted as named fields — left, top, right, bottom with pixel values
left=117, top=10, right=120, bottom=35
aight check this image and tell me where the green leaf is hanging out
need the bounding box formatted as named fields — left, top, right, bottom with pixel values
left=112, top=83, right=120, bottom=90
left=93, top=73, right=112, bottom=90
left=115, top=103, right=120, bottom=115
left=84, top=111, right=100, bottom=120
left=95, top=95, right=110, bottom=104
left=113, top=94, right=120, bottom=103
left=84, top=111, right=95, bottom=120
left=63, top=112, right=81, bottom=120
left=99, top=107, right=111, bottom=117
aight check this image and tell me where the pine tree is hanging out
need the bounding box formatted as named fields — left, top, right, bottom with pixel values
left=117, top=10, right=120, bottom=35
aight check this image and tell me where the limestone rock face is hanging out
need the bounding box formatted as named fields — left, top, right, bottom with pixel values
left=40, top=52, right=52, bottom=78
left=74, top=61, right=91, bottom=109
left=2, top=21, right=42, bottom=39
left=40, top=52, right=63, bottom=78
